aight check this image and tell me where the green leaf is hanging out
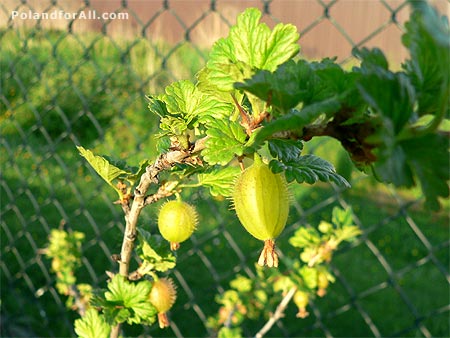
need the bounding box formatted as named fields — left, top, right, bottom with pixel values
left=356, top=68, right=415, bottom=134
left=126, top=159, right=150, bottom=186
left=299, top=266, right=318, bottom=289
left=353, top=47, right=388, bottom=71
left=165, top=80, right=232, bottom=123
left=230, top=275, right=252, bottom=293
left=402, top=1, right=450, bottom=115
left=401, top=133, right=450, bottom=210
left=104, top=275, right=156, bottom=325
left=197, top=166, right=241, bottom=197
left=251, top=97, right=342, bottom=146
left=334, top=225, right=362, bottom=244
left=218, top=327, right=243, bottom=338
left=270, top=154, right=350, bottom=187
left=330, top=207, right=361, bottom=243
left=77, top=146, right=128, bottom=195
left=136, top=229, right=176, bottom=273
left=268, top=139, right=303, bottom=162
left=203, top=119, right=247, bottom=165
left=204, top=8, right=299, bottom=91
left=289, top=227, right=321, bottom=248
left=235, top=60, right=312, bottom=111
left=331, top=207, right=355, bottom=228
left=148, top=80, right=233, bottom=135
left=74, top=309, right=111, bottom=338
left=235, top=59, right=357, bottom=113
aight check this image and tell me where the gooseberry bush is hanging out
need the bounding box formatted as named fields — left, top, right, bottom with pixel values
left=46, top=2, right=449, bottom=337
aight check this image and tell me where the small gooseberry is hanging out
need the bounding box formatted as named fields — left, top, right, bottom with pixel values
left=148, top=278, right=177, bottom=328
left=158, top=199, right=198, bottom=250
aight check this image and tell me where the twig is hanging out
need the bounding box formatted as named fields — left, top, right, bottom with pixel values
left=68, top=284, right=87, bottom=316
left=254, top=287, right=297, bottom=338
left=110, top=137, right=207, bottom=338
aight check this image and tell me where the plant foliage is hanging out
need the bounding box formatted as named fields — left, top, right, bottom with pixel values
left=49, top=2, right=449, bottom=337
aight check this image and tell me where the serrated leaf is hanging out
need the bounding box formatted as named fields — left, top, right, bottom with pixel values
left=270, top=154, right=350, bottom=187
left=402, top=133, right=450, bottom=210
left=164, top=80, right=232, bottom=123
left=402, top=2, right=450, bottom=115
left=353, top=47, right=389, bottom=71
left=156, top=136, right=171, bottom=154
left=148, top=80, right=233, bottom=135
left=356, top=68, right=415, bottom=134
left=77, top=146, right=128, bottom=193
left=331, top=207, right=355, bottom=228
left=235, top=60, right=314, bottom=111
left=74, top=309, right=110, bottom=338
left=230, top=275, right=252, bottom=293
left=235, top=59, right=357, bottom=113
left=204, top=8, right=299, bottom=92
left=197, top=166, right=241, bottom=197
left=299, top=266, right=318, bottom=289
left=203, top=119, right=247, bottom=165
left=104, top=275, right=156, bottom=325
left=289, top=227, right=321, bottom=248
left=136, top=229, right=176, bottom=273
left=147, top=95, right=169, bottom=118
left=268, top=139, right=303, bottom=162
left=252, top=97, right=342, bottom=147
left=334, top=225, right=362, bottom=244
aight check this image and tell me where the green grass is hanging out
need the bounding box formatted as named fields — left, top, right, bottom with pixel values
left=1, top=28, right=449, bottom=338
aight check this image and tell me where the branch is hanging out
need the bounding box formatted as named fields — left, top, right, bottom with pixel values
left=110, top=137, right=207, bottom=338
left=254, top=286, right=297, bottom=338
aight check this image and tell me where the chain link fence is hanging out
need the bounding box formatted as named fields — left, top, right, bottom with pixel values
left=1, top=0, right=449, bottom=337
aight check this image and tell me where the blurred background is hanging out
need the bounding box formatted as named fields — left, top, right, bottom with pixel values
left=1, top=0, right=449, bottom=337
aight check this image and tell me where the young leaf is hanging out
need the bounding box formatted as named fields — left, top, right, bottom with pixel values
left=104, top=275, right=156, bottom=325
left=136, top=229, right=176, bottom=273
left=148, top=80, right=233, bottom=135
left=164, top=80, right=232, bottom=124
left=77, top=146, right=128, bottom=195
left=218, top=327, right=243, bottom=338
left=331, top=207, right=355, bottom=228
left=270, top=154, right=350, bottom=187
left=204, top=7, right=299, bottom=92
left=197, top=166, right=241, bottom=197
left=74, top=308, right=111, bottom=338
left=289, top=227, right=321, bottom=249
left=202, top=119, right=247, bottom=165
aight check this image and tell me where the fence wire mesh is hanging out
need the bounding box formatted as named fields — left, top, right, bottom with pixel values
left=1, top=0, right=449, bottom=337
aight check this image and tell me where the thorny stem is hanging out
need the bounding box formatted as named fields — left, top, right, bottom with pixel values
left=110, top=137, right=207, bottom=338
left=254, top=286, right=298, bottom=338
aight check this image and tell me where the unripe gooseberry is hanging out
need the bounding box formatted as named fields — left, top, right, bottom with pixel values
left=232, top=155, right=289, bottom=267
left=317, top=271, right=329, bottom=297
left=158, top=199, right=198, bottom=250
left=293, top=290, right=310, bottom=318
left=148, top=278, right=177, bottom=328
